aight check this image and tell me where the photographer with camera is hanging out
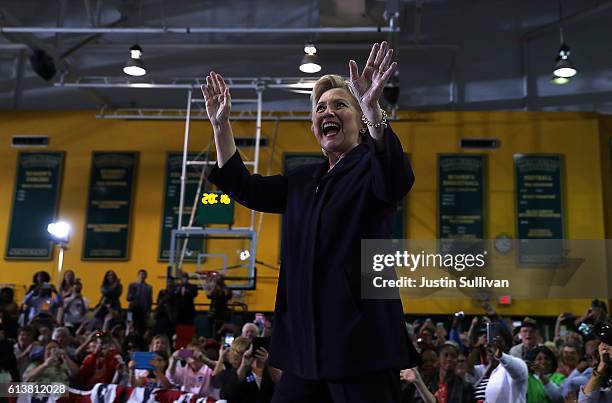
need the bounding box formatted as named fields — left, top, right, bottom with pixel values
left=57, top=279, right=89, bottom=331
left=23, top=340, right=79, bottom=384
left=166, top=344, right=214, bottom=396
left=574, top=301, right=609, bottom=336
left=74, top=333, right=121, bottom=389
left=578, top=342, right=612, bottom=402
left=23, top=278, right=60, bottom=324
left=578, top=322, right=612, bottom=402
left=216, top=340, right=280, bottom=403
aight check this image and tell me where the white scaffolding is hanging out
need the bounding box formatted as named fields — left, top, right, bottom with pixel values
left=170, top=83, right=265, bottom=290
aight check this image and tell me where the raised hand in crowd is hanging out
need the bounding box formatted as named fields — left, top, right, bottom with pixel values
left=213, top=344, right=228, bottom=376
left=400, top=368, right=435, bottom=403
left=237, top=345, right=255, bottom=381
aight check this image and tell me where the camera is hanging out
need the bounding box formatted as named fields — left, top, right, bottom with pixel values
left=593, top=322, right=612, bottom=345
left=486, top=322, right=501, bottom=345
left=454, top=311, right=465, bottom=318
left=224, top=334, right=235, bottom=348
left=592, top=321, right=612, bottom=385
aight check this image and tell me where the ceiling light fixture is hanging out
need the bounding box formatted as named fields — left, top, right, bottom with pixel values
left=123, top=45, right=146, bottom=76
left=552, top=43, right=576, bottom=78
left=551, top=0, right=576, bottom=80
left=299, top=42, right=321, bottom=74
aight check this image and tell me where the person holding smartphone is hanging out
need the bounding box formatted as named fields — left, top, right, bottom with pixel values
left=471, top=333, right=528, bottom=403
left=166, top=345, right=214, bottom=397
left=204, top=41, right=420, bottom=402
left=128, top=351, right=172, bottom=389
left=23, top=340, right=79, bottom=384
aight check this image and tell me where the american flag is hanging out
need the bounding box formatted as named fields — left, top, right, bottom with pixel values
left=11, top=384, right=220, bottom=403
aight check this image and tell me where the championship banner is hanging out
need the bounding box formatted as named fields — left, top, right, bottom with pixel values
left=437, top=154, right=486, bottom=254
left=514, top=154, right=565, bottom=265
left=5, top=151, right=64, bottom=260
left=82, top=152, right=138, bottom=260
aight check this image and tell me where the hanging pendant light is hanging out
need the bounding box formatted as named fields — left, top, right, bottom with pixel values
left=299, top=42, right=321, bottom=74
left=551, top=0, right=576, bottom=82
left=123, top=45, right=146, bottom=76
left=552, top=43, right=576, bottom=78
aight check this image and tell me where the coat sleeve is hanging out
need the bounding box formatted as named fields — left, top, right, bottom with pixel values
left=544, top=380, right=564, bottom=403
left=578, top=386, right=602, bottom=403
left=126, top=284, right=135, bottom=302
left=218, top=369, right=246, bottom=400
left=366, top=125, right=414, bottom=204
left=499, top=353, right=528, bottom=383
left=208, top=151, right=287, bottom=214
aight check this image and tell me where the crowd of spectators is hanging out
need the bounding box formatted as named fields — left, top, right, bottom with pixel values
left=400, top=301, right=612, bottom=403
left=0, top=269, right=610, bottom=403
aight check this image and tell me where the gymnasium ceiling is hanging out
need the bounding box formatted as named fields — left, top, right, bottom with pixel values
left=1, top=0, right=612, bottom=114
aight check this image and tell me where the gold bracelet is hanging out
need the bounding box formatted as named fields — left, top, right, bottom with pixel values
left=361, top=109, right=388, bottom=128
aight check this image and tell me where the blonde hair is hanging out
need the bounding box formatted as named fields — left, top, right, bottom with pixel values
left=310, top=74, right=362, bottom=114
left=227, top=336, right=251, bottom=368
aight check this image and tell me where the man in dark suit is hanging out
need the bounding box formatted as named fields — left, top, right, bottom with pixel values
left=126, top=269, right=153, bottom=336
left=173, top=273, right=199, bottom=326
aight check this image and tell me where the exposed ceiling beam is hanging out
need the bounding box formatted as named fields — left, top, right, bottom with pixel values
left=0, top=26, right=397, bottom=35
left=0, top=7, right=114, bottom=107
left=523, top=0, right=612, bottom=40
left=50, top=42, right=457, bottom=52
left=60, top=17, right=125, bottom=58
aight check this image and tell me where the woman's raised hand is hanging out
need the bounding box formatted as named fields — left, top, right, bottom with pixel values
left=348, top=41, right=397, bottom=116
left=201, top=72, right=231, bottom=128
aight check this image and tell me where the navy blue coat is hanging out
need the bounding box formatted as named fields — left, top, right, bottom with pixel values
left=209, top=125, right=421, bottom=380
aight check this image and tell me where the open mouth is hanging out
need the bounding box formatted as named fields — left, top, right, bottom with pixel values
left=322, top=121, right=341, bottom=136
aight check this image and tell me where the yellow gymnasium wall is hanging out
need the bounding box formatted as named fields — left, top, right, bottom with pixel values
left=0, top=110, right=608, bottom=316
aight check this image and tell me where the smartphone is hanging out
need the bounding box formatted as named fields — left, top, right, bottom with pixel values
left=131, top=352, right=156, bottom=370
left=224, top=334, right=235, bottom=348
left=252, top=337, right=270, bottom=352
left=127, top=312, right=133, bottom=322
left=436, top=322, right=445, bottom=329
left=178, top=348, right=194, bottom=359
left=486, top=322, right=501, bottom=345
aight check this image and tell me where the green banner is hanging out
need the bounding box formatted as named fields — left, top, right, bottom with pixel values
left=159, top=153, right=207, bottom=261
left=82, top=152, right=138, bottom=260
left=5, top=152, right=65, bottom=260
left=438, top=154, right=486, bottom=252
left=514, top=154, right=565, bottom=265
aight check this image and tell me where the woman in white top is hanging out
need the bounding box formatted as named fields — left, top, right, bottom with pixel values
left=472, top=336, right=528, bottom=403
